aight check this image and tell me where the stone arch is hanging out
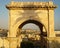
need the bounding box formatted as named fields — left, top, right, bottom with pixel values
left=15, top=19, right=47, bottom=48
left=6, top=1, right=57, bottom=48
left=14, top=19, right=47, bottom=37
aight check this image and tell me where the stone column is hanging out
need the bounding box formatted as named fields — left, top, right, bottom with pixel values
left=48, top=10, right=55, bottom=37
left=9, top=38, right=18, bottom=48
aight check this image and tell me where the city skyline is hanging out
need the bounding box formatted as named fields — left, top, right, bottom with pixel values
left=0, top=0, right=60, bottom=30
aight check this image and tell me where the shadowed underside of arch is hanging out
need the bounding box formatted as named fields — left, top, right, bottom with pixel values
left=17, top=20, right=47, bottom=36
left=19, top=20, right=43, bottom=30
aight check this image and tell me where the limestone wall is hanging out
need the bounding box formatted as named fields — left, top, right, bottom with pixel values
left=47, top=31, right=60, bottom=48
left=48, top=37, right=60, bottom=48
left=55, top=31, right=60, bottom=33
left=0, top=37, right=18, bottom=48
left=55, top=31, right=60, bottom=37
left=0, top=37, right=9, bottom=48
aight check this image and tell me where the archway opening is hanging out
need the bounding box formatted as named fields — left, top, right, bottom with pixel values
left=17, top=20, right=47, bottom=48
left=22, top=23, right=40, bottom=31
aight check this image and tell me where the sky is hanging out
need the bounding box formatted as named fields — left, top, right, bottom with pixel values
left=0, top=0, right=60, bottom=30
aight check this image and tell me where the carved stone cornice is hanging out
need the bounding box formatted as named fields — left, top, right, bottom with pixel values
left=6, top=1, right=57, bottom=10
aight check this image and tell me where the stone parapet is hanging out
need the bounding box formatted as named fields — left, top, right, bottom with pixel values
left=6, top=1, right=57, bottom=9
left=55, top=31, right=60, bottom=37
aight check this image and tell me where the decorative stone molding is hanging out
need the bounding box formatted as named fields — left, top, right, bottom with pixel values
left=6, top=1, right=57, bottom=10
